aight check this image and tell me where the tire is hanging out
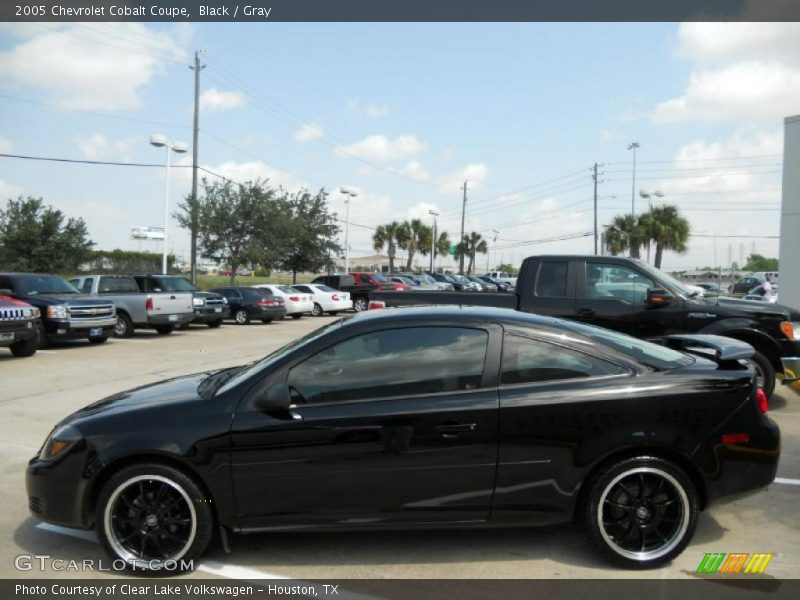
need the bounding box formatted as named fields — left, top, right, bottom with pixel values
left=291, top=313, right=302, bottom=320
left=353, top=297, right=368, bottom=312
left=155, top=325, right=174, bottom=335
left=36, top=322, right=49, bottom=349
left=89, top=336, right=108, bottom=344
left=234, top=309, right=250, bottom=325
left=583, top=455, right=698, bottom=569
left=207, top=320, right=223, bottom=328
left=328, top=311, right=339, bottom=316
left=748, top=350, right=776, bottom=399
left=260, top=318, right=273, bottom=324
left=9, top=335, right=37, bottom=357
left=114, top=312, right=134, bottom=338
left=95, top=463, right=213, bottom=573
left=311, top=303, right=323, bottom=317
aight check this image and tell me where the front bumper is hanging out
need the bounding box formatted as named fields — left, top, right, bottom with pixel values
left=193, top=307, right=231, bottom=323
left=781, top=356, right=800, bottom=381
left=46, top=317, right=117, bottom=338
left=0, top=319, right=36, bottom=345
left=26, top=451, right=92, bottom=529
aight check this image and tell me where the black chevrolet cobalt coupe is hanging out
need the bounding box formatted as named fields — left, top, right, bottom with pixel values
left=27, top=306, right=779, bottom=571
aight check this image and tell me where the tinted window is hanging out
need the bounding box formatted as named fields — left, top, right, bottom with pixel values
left=294, top=285, right=311, bottom=293
left=153, top=277, right=196, bottom=292
left=98, top=276, right=139, bottom=293
left=276, top=285, right=296, bottom=294
left=501, top=334, right=625, bottom=384
left=242, top=288, right=264, bottom=299
left=584, top=263, right=655, bottom=304
left=287, top=327, right=489, bottom=404
left=16, top=276, right=78, bottom=295
left=536, top=261, right=568, bottom=297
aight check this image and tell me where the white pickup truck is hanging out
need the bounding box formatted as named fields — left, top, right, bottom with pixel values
left=69, top=275, right=193, bottom=337
left=484, top=271, right=518, bottom=288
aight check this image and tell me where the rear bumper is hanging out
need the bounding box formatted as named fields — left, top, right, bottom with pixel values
left=285, top=301, right=314, bottom=314
left=147, top=313, right=194, bottom=326
left=250, top=306, right=287, bottom=319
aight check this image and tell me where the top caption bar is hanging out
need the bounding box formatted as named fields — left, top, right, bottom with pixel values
left=3, top=0, right=800, bottom=22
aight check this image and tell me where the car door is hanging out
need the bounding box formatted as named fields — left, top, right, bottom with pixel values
left=229, top=324, right=501, bottom=530
left=575, top=261, right=647, bottom=335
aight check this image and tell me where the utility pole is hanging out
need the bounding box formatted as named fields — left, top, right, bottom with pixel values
left=459, top=180, right=467, bottom=274
left=189, top=50, right=206, bottom=285
left=628, top=142, right=640, bottom=219
left=593, top=163, right=599, bottom=255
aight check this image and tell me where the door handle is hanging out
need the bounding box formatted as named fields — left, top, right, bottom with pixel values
left=577, top=308, right=596, bottom=318
left=435, top=423, right=477, bottom=438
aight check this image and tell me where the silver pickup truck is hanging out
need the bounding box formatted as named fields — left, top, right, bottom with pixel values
left=69, top=275, right=193, bottom=337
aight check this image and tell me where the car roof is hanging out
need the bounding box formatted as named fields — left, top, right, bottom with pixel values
left=341, top=305, right=563, bottom=330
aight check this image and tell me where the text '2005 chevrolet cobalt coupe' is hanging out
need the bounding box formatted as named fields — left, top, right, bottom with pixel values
left=27, top=306, right=779, bottom=572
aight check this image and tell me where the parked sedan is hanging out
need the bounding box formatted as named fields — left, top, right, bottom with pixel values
left=293, top=283, right=353, bottom=316
left=252, top=285, right=314, bottom=319
left=210, top=286, right=286, bottom=324
left=729, top=276, right=764, bottom=296
left=26, top=306, right=780, bottom=572
left=467, top=275, right=497, bottom=292
left=478, top=275, right=512, bottom=292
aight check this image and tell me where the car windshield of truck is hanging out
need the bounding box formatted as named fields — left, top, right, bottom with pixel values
left=17, top=275, right=79, bottom=295
left=560, top=320, right=694, bottom=370
left=155, top=277, right=197, bottom=292
left=634, top=262, right=690, bottom=299
left=371, top=273, right=389, bottom=282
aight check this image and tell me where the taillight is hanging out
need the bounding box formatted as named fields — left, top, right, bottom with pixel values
left=289, top=296, right=299, bottom=302
left=145, top=296, right=154, bottom=311
left=756, top=388, right=768, bottom=414
left=257, top=299, right=275, bottom=306
left=368, top=300, right=386, bottom=310
left=332, top=294, right=339, bottom=301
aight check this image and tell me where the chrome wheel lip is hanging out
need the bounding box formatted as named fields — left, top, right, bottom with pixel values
left=103, top=474, right=197, bottom=568
left=597, top=466, right=689, bottom=562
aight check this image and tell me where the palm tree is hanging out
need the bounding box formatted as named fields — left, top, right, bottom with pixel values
left=640, top=205, right=690, bottom=268
left=433, top=231, right=450, bottom=266
left=605, top=214, right=646, bottom=259
left=372, top=221, right=407, bottom=272
left=402, top=219, right=432, bottom=270
left=460, top=231, right=488, bottom=274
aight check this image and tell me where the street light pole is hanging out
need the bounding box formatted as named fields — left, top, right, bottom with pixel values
left=150, top=135, right=188, bottom=275
left=428, top=209, right=439, bottom=272
left=628, top=142, right=640, bottom=219
left=340, top=187, right=358, bottom=273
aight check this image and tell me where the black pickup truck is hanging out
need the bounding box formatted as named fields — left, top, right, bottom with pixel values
left=370, top=255, right=800, bottom=398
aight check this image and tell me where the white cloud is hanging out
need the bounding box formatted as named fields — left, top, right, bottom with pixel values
left=199, top=88, right=246, bottom=112
left=437, top=163, right=489, bottom=195
left=76, top=133, right=134, bottom=161
left=185, top=160, right=309, bottom=194
left=334, top=134, right=426, bottom=162
left=0, top=24, right=190, bottom=111
left=0, top=135, right=11, bottom=154
left=399, top=160, right=431, bottom=182
left=294, top=122, right=324, bottom=143
left=406, top=202, right=442, bottom=221
left=365, top=103, right=390, bottom=118
left=0, top=179, right=22, bottom=199
left=654, top=23, right=800, bottom=123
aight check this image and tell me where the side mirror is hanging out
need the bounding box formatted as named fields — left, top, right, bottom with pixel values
left=646, top=288, right=671, bottom=308
left=253, top=383, right=291, bottom=411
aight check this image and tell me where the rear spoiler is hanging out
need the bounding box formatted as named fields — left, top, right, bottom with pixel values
left=662, top=334, right=754, bottom=361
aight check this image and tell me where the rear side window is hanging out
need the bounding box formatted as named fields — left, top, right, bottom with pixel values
left=535, top=261, right=568, bottom=297
left=98, top=276, right=139, bottom=293
left=81, top=278, right=94, bottom=294
left=501, top=334, right=626, bottom=385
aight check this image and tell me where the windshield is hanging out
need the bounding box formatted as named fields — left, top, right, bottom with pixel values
left=216, top=318, right=346, bottom=395
left=560, top=320, right=694, bottom=370
left=155, top=277, right=197, bottom=292
left=635, top=261, right=690, bottom=299
left=17, top=275, right=79, bottom=295
left=371, top=273, right=389, bottom=282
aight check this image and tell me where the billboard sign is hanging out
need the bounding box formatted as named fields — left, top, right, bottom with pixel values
left=131, top=226, right=165, bottom=240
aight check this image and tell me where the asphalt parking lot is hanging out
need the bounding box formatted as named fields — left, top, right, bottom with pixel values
left=1, top=316, right=799, bottom=580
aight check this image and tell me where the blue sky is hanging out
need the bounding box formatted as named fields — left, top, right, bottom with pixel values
left=0, top=22, right=792, bottom=270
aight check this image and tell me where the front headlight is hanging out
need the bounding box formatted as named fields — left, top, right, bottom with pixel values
left=193, top=297, right=205, bottom=307
left=46, top=305, right=68, bottom=319
left=39, top=424, right=83, bottom=461
left=222, top=297, right=228, bottom=305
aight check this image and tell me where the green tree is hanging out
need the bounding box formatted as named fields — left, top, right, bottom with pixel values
left=0, top=197, right=94, bottom=273
left=459, top=231, right=488, bottom=275
left=372, top=221, right=408, bottom=273
left=495, top=263, right=518, bottom=275
left=743, top=253, right=779, bottom=271
left=432, top=231, right=451, bottom=267
left=605, top=214, right=646, bottom=259
left=277, top=188, right=341, bottom=283
left=176, top=179, right=285, bottom=285
left=402, top=219, right=433, bottom=270
left=640, top=205, right=690, bottom=269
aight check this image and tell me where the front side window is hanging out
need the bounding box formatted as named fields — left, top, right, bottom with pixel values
left=287, top=327, right=489, bottom=404
left=501, top=334, right=626, bottom=385
left=535, top=261, right=568, bottom=297
left=584, top=263, right=655, bottom=305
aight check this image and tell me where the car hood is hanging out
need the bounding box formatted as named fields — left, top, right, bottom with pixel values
left=691, top=296, right=800, bottom=320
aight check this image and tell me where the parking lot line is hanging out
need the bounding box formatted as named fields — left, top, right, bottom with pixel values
left=34, top=350, right=58, bottom=355
left=111, top=339, right=152, bottom=344
left=774, top=477, right=800, bottom=486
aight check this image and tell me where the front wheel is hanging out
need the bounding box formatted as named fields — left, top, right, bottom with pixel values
left=9, top=335, right=37, bottom=357
left=95, top=463, right=213, bottom=572
left=583, top=456, right=698, bottom=568
left=311, top=303, right=323, bottom=317
left=748, top=350, right=776, bottom=398
left=114, top=312, right=134, bottom=338
left=353, top=297, right=368, bottom=312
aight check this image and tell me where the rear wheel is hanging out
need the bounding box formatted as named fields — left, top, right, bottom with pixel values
left=584, top=456, right=698, bottom=568
left=291, top=313, right=302, bottom=320
left=353, top=297, right=368, bottom=312
left=155, top=325, right=173, bottom=335
left=9, top=335, right=37, bottom=357
left=328, top=311, right=339, bottom=316
left=748, top=350, right=776, bottom=398
left=96, top=463, right=213, bottom=573
left=114, top=312, right=134, bottom=338
left=311, top=303, right=323, bottom=317
left=234, top=309, right=250, bottom=325
left=207, top=320, right=223, bottom=328
left=175, top=322, right=190, bottom=331
left=260, top=318, right=273, bottom=324
left=89, top=336, right=108, bottom=344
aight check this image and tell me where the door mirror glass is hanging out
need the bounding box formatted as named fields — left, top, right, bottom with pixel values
left=253, top=383, right=291, bottom=411
left=646, top=287, right=672, bottom=308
